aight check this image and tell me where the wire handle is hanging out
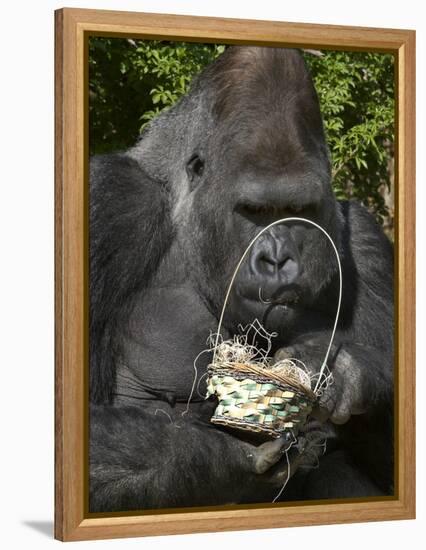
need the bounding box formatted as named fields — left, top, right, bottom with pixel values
left=212, top=217, right=342, bottom=394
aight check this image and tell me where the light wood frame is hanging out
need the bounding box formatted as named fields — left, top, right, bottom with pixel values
left=55, top=7, right=416, bottom=542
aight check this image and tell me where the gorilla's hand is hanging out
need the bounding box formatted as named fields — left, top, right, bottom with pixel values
left=274, top=341, right=367, bottom=425
left=234, top=426, right=329, bottom=502
left=246, top=435, right=293, bottom=475
left=315, top=347, right=367, bottom=424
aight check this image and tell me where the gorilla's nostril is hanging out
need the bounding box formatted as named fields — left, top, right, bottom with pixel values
left=277, top=258, right=290, bottom=270
left=258, top=254, right=277, bottom=275
left=259, top=253, right=292, bottom=269
left=260, top=255, right=277, bottom=267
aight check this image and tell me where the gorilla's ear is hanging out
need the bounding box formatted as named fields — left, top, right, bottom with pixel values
left=129, top=86, right=212, bottom=199
left=89, top=153, right=174, bottom=403
left=186, top=153, right=205, bottom=190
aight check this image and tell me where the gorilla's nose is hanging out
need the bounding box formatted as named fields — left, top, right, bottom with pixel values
left=255, top=249, right=300, bottom=284
left=251, top=232, right=300, bottom=285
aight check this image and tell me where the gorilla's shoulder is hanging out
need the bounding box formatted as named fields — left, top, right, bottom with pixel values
left=339, top=199, right=392, bottom=246
left=89, top=152, right=169, bottom=218
left=90, top=152, right=149, bottom=189
left=340, top=199, right=380, bottom=229
left=338, top=199, right=393, bottom=286
left=90, top=151, right=134, bottom=171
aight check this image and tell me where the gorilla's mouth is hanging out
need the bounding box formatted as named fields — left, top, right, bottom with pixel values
left=240, top=288, right=300, bottom=310
left=259, top=287, right=300, bottom=306
left=228, top=284, right=303, bottom=333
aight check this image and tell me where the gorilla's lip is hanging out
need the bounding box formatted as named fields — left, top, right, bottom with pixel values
left=232, top=290, right=301, bottom=332
left=236, top=285, right=301, bottom=307
left=231, top=288, right=301, bottom=326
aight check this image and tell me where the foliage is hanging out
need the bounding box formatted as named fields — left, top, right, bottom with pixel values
left=89, top=39, right=394, bottom=231
left=89, top=38, right=224, bottom=154
left=304, top=50, right=395, bottom=228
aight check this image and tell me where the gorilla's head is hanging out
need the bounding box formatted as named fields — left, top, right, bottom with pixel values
left=131, top=46, right=343, bottom=335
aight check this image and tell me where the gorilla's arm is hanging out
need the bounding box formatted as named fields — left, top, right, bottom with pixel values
left=330, top=201, right=394, bottom=492
left=276, top=201, right=394, bottom=492
left=89, top=404, right=303, bottom=512
left=89, top=154, right=174, bottom=404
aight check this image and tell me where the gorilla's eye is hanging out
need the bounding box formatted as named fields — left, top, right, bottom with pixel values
left=235, top=203, right=317, bottom=226
left=186, top=154, right=205, bottom=185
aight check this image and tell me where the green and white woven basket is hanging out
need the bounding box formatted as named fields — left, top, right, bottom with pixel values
left=206, top=368, right=315, bottom=438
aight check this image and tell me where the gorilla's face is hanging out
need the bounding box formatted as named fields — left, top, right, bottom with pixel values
left=189, top=165, right=340, bottom=334
left=135, top=46, right=342, bottom=335
left=183, top=48, right=341, bottom=334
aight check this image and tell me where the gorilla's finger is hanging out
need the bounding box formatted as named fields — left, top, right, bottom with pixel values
left=252, top=436, right=292, bottom=474
left=273, top=347, right=296, bottom=363
left=318, top=388, right=337, bottom=415
left=330, top=403, right=351, bottom=425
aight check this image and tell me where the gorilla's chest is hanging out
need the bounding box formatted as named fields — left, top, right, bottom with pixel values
left=117, top=284, right=220, bottom=403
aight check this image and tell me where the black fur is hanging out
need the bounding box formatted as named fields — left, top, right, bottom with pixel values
left=89, top=47, right=394, bottom=512
left=89, top=155, right=173, bottom=403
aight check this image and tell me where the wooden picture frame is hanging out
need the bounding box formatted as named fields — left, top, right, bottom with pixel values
left=54, top=7, right=416, bottom=542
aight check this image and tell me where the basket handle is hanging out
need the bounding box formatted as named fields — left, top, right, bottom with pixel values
left=212, top=217, right=342, bottom=394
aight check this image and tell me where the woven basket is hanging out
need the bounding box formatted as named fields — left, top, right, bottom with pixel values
left=206, top=365, right=316, bottom=438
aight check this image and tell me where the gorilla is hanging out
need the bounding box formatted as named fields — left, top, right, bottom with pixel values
left=89, top=46, right=394, bottom=512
